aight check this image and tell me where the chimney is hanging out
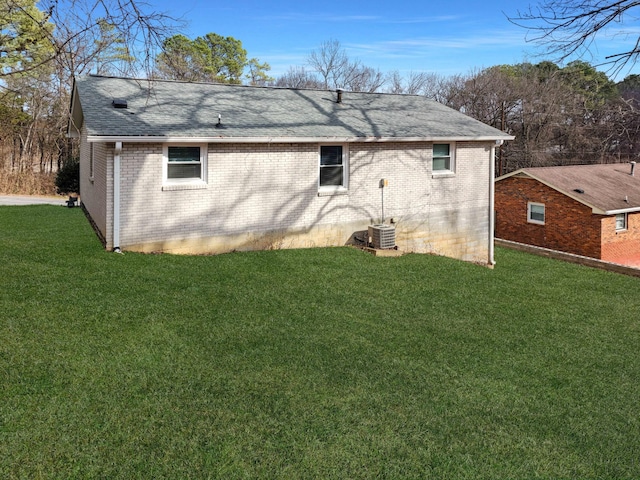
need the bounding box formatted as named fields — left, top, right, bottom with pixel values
left=631, top=161, right=637, bottom=176
left=336, top=88, right=343, bottom=104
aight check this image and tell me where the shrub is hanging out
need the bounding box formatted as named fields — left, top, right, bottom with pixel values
left=55, top=158, right=79, bottom=195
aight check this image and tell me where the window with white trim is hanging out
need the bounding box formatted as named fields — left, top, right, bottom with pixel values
left=163, top=144, right=207, bottom=183
left=615, top=213, right=627, bottom=231
left=432, top=143, right=455, bottom=174
left=528, top=202, right=545, bottom=224
left=319, top=145, right=348, bottom=191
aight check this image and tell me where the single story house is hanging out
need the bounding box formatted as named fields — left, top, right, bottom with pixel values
left=495, top=163, right=640, bottom=265
left=68, top=75, right=513, bottom=265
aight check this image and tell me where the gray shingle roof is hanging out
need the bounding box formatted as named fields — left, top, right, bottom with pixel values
left=71, top=75, right=513, bottom=141
left=498, top=163, right=640, bottom=213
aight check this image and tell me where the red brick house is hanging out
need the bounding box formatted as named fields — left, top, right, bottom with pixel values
left=495, top=163, right=640, bottom=266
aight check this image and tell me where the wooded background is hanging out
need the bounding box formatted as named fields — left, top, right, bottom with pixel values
left=3, top=0, right=639, bottom=194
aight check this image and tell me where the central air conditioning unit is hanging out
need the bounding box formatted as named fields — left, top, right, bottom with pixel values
left=368, top=224, right=396, bottom=249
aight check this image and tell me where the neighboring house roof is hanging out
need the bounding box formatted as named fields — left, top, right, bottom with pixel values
left=68, top=75, right=514, bottom=143
left=496, top=163, right=640, bottom=214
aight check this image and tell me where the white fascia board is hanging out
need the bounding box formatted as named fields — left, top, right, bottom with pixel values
left=87, top=135, right=515, bottom=144
left=494, top=168, right=525, bottom=182
left=603, top=207, right=640, bottom=215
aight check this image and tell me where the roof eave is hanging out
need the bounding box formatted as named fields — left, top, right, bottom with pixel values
left=603, top=207, right=640, bottom=215
left=87, top=135, right=515, bottom=144
left=496, top=169, right=640, bottom=215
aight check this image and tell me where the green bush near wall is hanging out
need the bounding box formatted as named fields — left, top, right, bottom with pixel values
left=54, top=157, right=79, bottom=195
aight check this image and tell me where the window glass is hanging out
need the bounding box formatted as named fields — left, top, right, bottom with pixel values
left=168, top=146, right=201, bottom=180
left=320, top=146, right=343, bottom=166
left=433, top=143, right=451, bottom=171
left=168, top=146, right=200, bottom=162
left=320, top=146, right=344, bottom=187
left=616, top=213, right=627, bottom=231
left=528, top=203, right=545, bottom=224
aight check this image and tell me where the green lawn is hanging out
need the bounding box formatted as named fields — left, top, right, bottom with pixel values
left=1, top=206, right=639, bottom=479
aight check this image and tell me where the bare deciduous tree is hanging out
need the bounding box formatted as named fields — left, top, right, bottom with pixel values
left=273, top=66, right=323, bottom=89
left=308, top=39, right=347, bottom=89
left=307, top=39, right=385, bottom=92
left=386, top=70, right=447, bottom=98
left=0, top=0, right=178, bottom=191
left=1, top=0, right=178, bottom=80
left=341, top=61, right=385, bottom=93
left=510, top=0, right=640, bottom=75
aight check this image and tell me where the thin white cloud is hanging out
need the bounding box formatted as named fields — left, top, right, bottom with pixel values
left=256, top=12, right=461, bottom=25
left=346, top=29, right=530, bottom=58
left=383, top=15, right=461, bottom=24
left=259, top=13, right=380, bottom=22
left=262, top=28, right=533, bottom=77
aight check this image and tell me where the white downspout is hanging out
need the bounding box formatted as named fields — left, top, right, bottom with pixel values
left=489, top=140, right=502, bottom=266
left=113, top=141, right=122, bottom=252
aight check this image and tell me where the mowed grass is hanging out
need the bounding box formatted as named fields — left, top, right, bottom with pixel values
left=1, top=206, right=639, bottom=479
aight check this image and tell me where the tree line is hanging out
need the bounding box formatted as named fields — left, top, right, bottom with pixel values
left=2, top=0, right=640, bottom=194
left=443, top=61, right=640, bottom=174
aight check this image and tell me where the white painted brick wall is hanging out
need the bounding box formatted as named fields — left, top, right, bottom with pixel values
left=79, top=127, right=110, bottom=245
left=84, top=140, right=492, bottom=262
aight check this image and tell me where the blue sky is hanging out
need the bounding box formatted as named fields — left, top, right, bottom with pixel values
left=156, top=0, right=640, bottom=80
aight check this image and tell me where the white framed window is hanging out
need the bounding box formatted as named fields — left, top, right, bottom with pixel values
left=432, top=143, right=455, bottom=174
left=528, top=202, right=545, bottom=224
left=615, top=213, right=627, bottom=231
left=319, top=144, right=348, bottom=193
left=163, top=144, right=207, bottom=184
